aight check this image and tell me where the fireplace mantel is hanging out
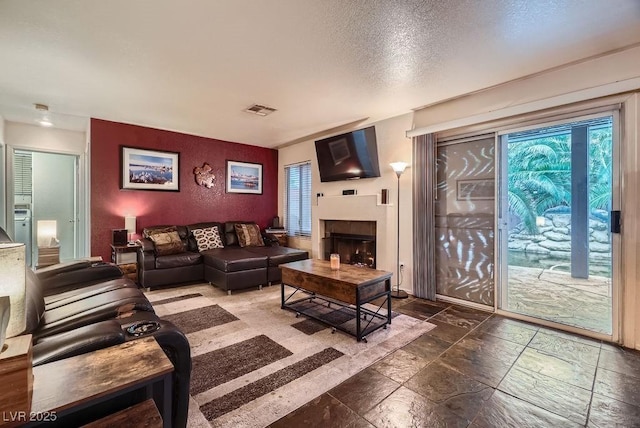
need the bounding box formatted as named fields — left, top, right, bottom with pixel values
left=312, top=194, right=396, bottom=275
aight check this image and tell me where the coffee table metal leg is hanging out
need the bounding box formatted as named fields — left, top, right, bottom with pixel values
left=356, top=304, right=362, bottom=341
left=281, top=283, right=285, bottom=309
left=386, top=278, right=392, bottom=325
left=356, top=288, right=362, bottom=341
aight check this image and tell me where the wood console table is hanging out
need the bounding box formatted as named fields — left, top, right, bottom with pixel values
left=280, top=259, right=392, bottom=342
left=27, top=337, right=173, bottom=427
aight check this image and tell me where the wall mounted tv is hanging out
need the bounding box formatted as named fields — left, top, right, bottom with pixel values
left=315, top=126, right=381, bottom=182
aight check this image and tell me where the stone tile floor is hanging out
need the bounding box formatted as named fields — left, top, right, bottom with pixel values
left=271, top=296, right=640, bottom=427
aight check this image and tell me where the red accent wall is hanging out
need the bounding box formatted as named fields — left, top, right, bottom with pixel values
left=90, top=119, right=278, bottom=261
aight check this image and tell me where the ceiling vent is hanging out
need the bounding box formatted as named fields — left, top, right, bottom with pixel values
left=243, top=104, right=277, bottom=117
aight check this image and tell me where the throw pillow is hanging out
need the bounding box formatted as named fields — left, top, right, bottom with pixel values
left=234, top=223, right=265, bottom=247
left=144, top=225, right=178, bottom=239
left=192, top=226, right=224, bottom=251
left=148, top=230, right=185, bottom=256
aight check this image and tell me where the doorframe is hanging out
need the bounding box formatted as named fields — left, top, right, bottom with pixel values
left=5, top=145, right=88, bottom=260
left=493, top=110, right=622, bottom=343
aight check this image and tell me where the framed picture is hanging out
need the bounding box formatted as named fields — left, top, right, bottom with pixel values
left=456, top=179, right=494, bottom=200
left=121, top=146, right=180, bottom=191
left=226, top=160, right=263, bottom=194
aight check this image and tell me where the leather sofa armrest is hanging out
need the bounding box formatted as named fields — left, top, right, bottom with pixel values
left=120, top=314, right=191, bottom=428
left=37, top=263, right=125, bottom=297
left=149, top=319, right=191, bottom=428
left=35, top=260, right=94, bottom=280
left=138, top=238, right=156, bottom=270
left=32, top=319, right=126, bottom=366
left=262, top=232, right=280, bottom=247
left=139, top=238, right=155, bottom=252
left=37, top=262, right=125, bottom=297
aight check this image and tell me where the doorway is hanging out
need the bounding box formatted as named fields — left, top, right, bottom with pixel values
left=12, top=149, right=79, bottom=266
left=497, top=113, right=619, bottom=336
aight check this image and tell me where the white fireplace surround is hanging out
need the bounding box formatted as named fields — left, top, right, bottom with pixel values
left=312, top=194, right=397, bottom=281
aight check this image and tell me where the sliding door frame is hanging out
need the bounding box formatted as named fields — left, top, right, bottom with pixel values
left=494, top=109, right=622, bottom=342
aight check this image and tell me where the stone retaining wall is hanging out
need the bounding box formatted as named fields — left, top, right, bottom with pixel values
left=508, top=212, right=611, bottom=261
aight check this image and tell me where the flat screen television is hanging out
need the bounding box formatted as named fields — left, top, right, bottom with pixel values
left=315, top=126, right=381, bottom=182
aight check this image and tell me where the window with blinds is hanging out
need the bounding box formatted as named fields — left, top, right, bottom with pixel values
left=14, top=152, right=33, bottom=196
left=285, top=161, right=312, bottom=237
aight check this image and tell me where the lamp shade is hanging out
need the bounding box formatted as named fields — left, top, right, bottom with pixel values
left=124, top=216, right=137, bottom=234
left=37, top=220, right=57, bottom=247
left=0, top=243, right=27, bottom=339
left=390, top=162, right=409, bottom=177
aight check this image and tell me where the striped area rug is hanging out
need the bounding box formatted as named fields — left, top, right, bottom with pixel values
left=146, top=283, right=435, bottom=428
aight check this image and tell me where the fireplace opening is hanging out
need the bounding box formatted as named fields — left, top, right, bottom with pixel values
left=323, top=232, right=376, bottom=268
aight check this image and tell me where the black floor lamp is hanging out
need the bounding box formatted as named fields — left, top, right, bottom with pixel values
left=390, top=161, right=409, bottom=299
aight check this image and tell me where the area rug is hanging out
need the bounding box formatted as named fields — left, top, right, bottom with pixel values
left=146, top=283, right=435, bottom=428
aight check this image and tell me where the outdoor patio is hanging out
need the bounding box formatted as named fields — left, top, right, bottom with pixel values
left=507, top=265, right=612, bottom=334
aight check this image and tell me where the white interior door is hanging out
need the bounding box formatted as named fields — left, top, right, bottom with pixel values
left=31, top=151, right=78, bottom=262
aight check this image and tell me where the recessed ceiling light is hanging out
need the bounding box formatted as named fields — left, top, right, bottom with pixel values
left=243, top=104, right=277, bottom=116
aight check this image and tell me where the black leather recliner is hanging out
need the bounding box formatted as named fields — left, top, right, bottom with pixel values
left=0, top=227, right=191, bottom=428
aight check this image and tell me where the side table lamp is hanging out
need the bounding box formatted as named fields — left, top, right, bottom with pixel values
left=0, top=243, right=33, bottom=421
left=125, top=215, right=137, bottom=245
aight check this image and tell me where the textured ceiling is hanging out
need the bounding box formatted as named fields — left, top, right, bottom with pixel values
left=1, top=0, right=639, bottom=147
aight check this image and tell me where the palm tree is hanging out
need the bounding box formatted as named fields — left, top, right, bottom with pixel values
left=507, top=124, right=612, bottom=234
left=589, top=127, right=612, bottom=212
left=508, top=136, right=571, bottom=233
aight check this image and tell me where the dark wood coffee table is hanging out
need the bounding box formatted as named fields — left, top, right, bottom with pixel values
left=280, top=259, right=393, bottom=342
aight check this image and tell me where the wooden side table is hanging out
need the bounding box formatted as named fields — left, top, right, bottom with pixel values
left=27, top=337, right=173, bottom=428
left=110, top=244, right=140, bottom=282
left=265, top=229, right=288, bottom=247
left=0, top=335, right=33, bottom=428
left=81, top=399, right=162, bottom=428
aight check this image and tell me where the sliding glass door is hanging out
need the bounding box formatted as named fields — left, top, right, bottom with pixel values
left=435, top=136, right=495, bottom=307
left=497, top=113, right=619, bottom=336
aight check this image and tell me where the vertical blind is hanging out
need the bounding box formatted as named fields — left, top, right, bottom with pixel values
left=285, top=161, right=312, bottom=237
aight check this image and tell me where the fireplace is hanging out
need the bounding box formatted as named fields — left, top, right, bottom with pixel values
left=314, top=194, right=395, bottom=276
left=322, top=220, right=376, bottom=268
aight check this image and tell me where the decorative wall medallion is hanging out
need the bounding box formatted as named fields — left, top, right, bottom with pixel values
left=194, top=163, right=215, bottom=188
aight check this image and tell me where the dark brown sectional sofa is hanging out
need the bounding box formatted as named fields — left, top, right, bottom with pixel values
left=138, top=221, right=308, bottom=292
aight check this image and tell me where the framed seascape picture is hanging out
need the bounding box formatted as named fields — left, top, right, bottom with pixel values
left=121, top=146, right=180, bottom=191
left=226, top=160, right=263, bottom=194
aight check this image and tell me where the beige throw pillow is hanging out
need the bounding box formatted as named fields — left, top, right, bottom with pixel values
left=144, top=225, right=178, bottom=239
left=192, top=226, right=224, bottom=251
left=148, top=230, right=185, bottom=256
left=234, top=223, right=264, bottom=247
